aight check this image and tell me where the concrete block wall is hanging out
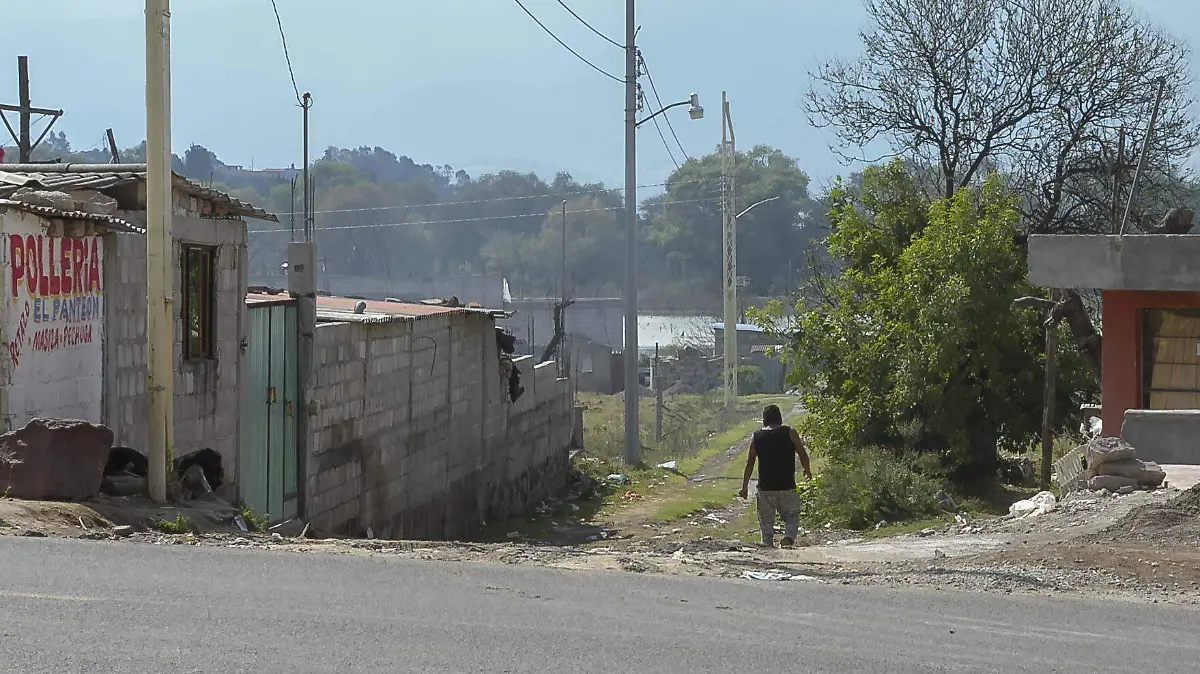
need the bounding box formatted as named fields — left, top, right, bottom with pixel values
left=102, top=213, right=248, bottom=497
left=304, top=310, right=574, bottom=540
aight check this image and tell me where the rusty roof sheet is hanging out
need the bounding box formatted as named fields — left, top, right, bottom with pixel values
left=0, top=198, right=142, bottom=233
left=0, top=164, right=278, bottom=222
left=317, top=295, right=465, bottom=318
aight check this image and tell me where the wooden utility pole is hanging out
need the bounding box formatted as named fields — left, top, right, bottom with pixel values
left=0, top=56, right=64, bottom=162
left=1040, top=289, right=1060, bottom=491
left=106, top=128, right=121, bottom=163
left=17, top=56, right=29, bottom=161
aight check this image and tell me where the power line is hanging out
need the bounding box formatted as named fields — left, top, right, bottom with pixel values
left=512, top=0, right=622, bottom=83
left=275, top=178, right=709, bottom=216
left=555, top=0, right=623, bottom=49
left=250, top=195, right=720, bottom=234
left=268, top=0, right=303, bottom=104
left=639, top=85, right=679, bottom=170
left=640, top=52, right=690, bottom=162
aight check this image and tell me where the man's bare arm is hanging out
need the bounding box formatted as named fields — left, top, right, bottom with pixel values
left=790, top=427, right=812, bottom=479
left=739, top=440, right=757, bottom=499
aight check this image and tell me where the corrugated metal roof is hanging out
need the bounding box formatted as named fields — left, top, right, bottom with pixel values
left=0, top=198, right=142, bottom=233
left=317, top=295, right=465, bottom=317
left=246, top=291, right=296, bottom=307
left=0, top=164, right=278, bottom=222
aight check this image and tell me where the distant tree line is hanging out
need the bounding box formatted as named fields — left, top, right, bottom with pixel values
left=5, top=132, right=826, bottom=310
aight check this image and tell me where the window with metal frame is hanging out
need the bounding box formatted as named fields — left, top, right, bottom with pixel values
left=182, top=244, right=217, bottom=360
left=1142, top=308, right=1200, bottom=410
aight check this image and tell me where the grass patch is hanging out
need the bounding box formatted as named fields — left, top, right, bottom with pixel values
left=152, top=513, right=195, bottom=535
left=577, top=392, right=793, bottom=468
left=237, top=505, right=269, bottom=533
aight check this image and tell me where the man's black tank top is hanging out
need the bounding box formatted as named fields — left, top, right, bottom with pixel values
left=754, top=425, right=796, bottom=491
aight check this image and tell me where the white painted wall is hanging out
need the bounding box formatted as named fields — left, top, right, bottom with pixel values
left=0, top=210, right=105, bottom=428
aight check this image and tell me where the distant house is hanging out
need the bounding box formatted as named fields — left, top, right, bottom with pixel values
left=712, top=322, right=789, bottom=393
left=0, top=163, right=276, bottom=501
left=1027, top=233, right=1200, bottom=463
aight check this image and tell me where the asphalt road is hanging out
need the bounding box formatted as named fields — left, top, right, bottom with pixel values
left=0, top=537, right=1197, bottom=673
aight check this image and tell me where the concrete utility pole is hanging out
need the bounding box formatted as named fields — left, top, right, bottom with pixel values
left=0, top=56, right=64, bottom=162
left=623, top=0, right=641, bottom=465
left=145, top=0, right=174, bottom=504
left=721, top=92, right=737, bottom=407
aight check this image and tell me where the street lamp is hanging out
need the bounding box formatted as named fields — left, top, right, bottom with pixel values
left=737, top=196, right=779, bottom=219
left=623, top=7, right=703, bottom=466
left=636, top=93, right=704, bottom=129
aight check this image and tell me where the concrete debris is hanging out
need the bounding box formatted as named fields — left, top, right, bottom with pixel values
left=1010, top=491, right=1058, bottom=519
left=0, top=418, right=114, bottom=501
left=1080, top=437, right=1167, bottom=492
left=113, top=525, right=134, bottom=538
left=742, top=571, right=798, bottom=581
left=1084, top=437, right=1137, bottom=468
left=1088, top=475, right=1139, bottom=492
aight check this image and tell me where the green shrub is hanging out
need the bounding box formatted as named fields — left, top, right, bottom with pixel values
left=800, top=446, right=943, bottom=530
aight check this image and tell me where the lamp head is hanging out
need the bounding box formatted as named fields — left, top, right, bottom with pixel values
left=688, top=93, right=704, bottom=120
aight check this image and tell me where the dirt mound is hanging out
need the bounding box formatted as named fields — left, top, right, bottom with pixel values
left=1090, top=485, right=1200, bottom=545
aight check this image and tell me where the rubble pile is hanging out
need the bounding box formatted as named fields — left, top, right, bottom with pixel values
left=1082, top=437, right=1166, bottom=494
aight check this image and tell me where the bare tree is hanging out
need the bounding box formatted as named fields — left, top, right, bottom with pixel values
left=807, top=0, right=1199, bottom=235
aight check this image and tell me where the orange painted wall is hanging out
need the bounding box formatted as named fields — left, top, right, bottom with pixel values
left=1100, top=290, right=1200, bottom=435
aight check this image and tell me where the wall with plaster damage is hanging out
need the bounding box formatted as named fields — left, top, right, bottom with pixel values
left=102, top=209, right=248, bottom=497
left=0, top=209, right=106, bottom=428
left=304, top=309, right=573, bottom=539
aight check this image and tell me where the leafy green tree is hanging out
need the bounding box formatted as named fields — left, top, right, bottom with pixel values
left=643, top=145, right=822, bottom=297
left=764, top=162, right=1096, bottom=486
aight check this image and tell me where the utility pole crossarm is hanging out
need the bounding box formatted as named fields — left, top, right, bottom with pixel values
left=0, top=103, right=63, bottom=116
left=4, top=57, right=66, bottom=162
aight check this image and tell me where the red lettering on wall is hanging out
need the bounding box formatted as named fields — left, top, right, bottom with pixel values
left=72, top=238, right=84, bottom=294
left=24, top=234, right=35, bottom=296
left=88, top=238, right=100, bottom=293
left=7, top=301, right=29, bottom=367
left=47, top=237, right=60, bottom=296
left=37, top=235, right=48, bottom=297
left=30, top=324, right=93, bottom=353
left=8, top=235, right=103, bottom=299
left=9, top=234, right=23, bottom=298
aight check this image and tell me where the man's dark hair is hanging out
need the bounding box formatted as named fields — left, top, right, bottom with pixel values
left=763, top=404, right=783, bottom=426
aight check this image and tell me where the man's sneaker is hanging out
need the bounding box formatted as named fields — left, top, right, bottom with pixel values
left=779, top=537, right=795, bottom=548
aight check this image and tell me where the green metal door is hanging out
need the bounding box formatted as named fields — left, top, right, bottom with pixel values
left=241, top=302, right=299, bottom=523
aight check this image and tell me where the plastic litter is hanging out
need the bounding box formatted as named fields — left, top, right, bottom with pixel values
left=606, top=474, right=630, bottom=485
left=233, top=515, right=249, bottom=532
left=656, top=460, right=678, bottom=470
left=1009, top=490, right=1057, bottom=519
left=742, top=571, right=808, bottom=581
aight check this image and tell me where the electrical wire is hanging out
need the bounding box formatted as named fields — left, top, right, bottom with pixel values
left=555, top=0, right=623, bottom=49
left=512, top=0, right=622, bottom=83
left=250, top=195, right=720, bottom=234
left=274, top=178, right=709, bottom=217
left=640, top=53, right=690, bottom=162
left=269, top=0, right=304, bottom=104
left=640, top=85, right=679, bottom=170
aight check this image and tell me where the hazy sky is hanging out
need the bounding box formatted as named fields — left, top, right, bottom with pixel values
left=6, top=1, right=1198, bottom=189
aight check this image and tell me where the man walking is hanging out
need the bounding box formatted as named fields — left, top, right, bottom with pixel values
left=738, top=404, right=812, bottom=548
